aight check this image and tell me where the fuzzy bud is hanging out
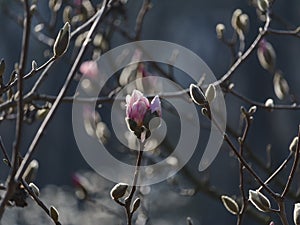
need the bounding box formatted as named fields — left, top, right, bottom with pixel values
left=237, top=14, right=249, bottom=34
left=257, top=39, right=276, bottom=72
left=31, top=60, right=37, bottom=71
left=53, top=22, right=70, bottom=58
left=257, top=0, right=269, bottom=12
left=29, top=183, right=40, bottom=197
left=23, top=159, right=39, bottom=183
left=264, top=98, right=274, bottom=109
left=216, top=23, right=225, bottom=39
left=132, top=198, right=141, bottom=213
left=248, top=105, right=257, bottom=115
left=221, top=195, right=240, bottom=215
left=273, top=71, right=289, bottom=100
left=205, top=84, right=216, bottom=103
left=110, top=183, right=128, bottom=200
left=231, top=9, right=242, bottom=31
left=294, top=203, right=300, bottom=225
left=50, top=206, right=59, bottom=223
left=249, top=190, right=271, bottom=212
left=289, top=137, right=299, bottom=152
left=189, top=84, right=206, bottom=106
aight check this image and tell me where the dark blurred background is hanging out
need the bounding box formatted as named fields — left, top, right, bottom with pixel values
left=0, top=0, right=300, bottom=224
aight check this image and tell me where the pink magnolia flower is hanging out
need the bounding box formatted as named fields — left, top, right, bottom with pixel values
left=126, top=90, right=150, bottom=126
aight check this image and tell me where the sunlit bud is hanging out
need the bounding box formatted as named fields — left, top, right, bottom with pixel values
left=294, top=203, right=300, bottom=225
left=189, top=84, right=206, bottom=106
left=231, top=9, right=242, bottom=31
left=49, top=0, right=62, bottom=12
left=53, top=22, right=70, bottom=58
left=257, top=0, right=269, bottom=12
left=216, top=23, right=225, bottom=39
left=205, top=84, right=216, bottom=103
left=257, top=39, right=276, bottom=72
left=221, top=195, right=240, bottom=215
left=29, top=183, right=40, bottom=197
left=132, top=198, right=141, bottom=213
left=273, top=71, right=289, bottom=100
left=248, top=105, right=257, bottom=115
left=50, top=206, right=59, bottom=223
left=110, top=183, right=128, bottom=200
left=63, top=6, right=72, bottom=24
left=23, top=159, right=39, bottom=183
left=31, top=60, right=37, bottom=71
left=289, top=137, right=299, bottom=152
left=249, top=190, right=271, bottom=212
left=237, top=14, right=249, bottom=33
left=264, top=98, right=274, bottom=109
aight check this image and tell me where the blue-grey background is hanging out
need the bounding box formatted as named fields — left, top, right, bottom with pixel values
left=0, top=0, right=300, bottom=224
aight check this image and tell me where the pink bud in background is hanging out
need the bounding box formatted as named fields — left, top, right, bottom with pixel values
left=79, top=60, right=99, bottom=79
left=150, top=95, right=162, bottom=117
left=126, top=90, right=150, bottom=126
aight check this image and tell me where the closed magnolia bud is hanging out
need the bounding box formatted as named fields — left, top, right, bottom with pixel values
left=49, top=0, right=62, bottom=12
left=50, top=206, right=59, bottom=222
left=186, top=217, right=193, bottom=225
left=36, top=108, right=50, bottom=120
left=53, top=22, right=70, bottom=58
left=248, top=105, right=257, bottom=115
left=264, top=98, right=274, bottom=109
left=257, top=0, right=269, bottom=12
left=110, top=183, right=128, bottom=200
left=132, top=198, right=141, bottom=212
left=216, top=23, right=225, bottom=39
left=29, top=182, right=40, bottom=197
left=273, top=71, right=289, bottom=100
left=31, top=60, right=37, bottom=71
left=289, top=137, right=299, bottom=152
left=23, top=159, right=39, bottom=183
left=257, top=39, right=276, bottom=72
left=221, top=195, right=240, bottom=215
left=249, top=190, right=271, bottom=212
left=205, top=84, right=216, bottom=103
left=294, top=203, right=300, bottom=225
left=237, top=14, right=249, bottom=33
left=231, top=9, right=242, bottom=31
left=189, top=84, right=206, bottom=106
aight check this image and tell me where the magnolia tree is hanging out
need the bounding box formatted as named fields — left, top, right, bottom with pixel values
left=0, top=0, right=300, bottom=225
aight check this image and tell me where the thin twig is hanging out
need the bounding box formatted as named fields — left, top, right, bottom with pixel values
left=0, top=0, right=31, bottom=218
left=124, top=141, right=144, bottom=225
left=281, top=125, right=300, bottom=197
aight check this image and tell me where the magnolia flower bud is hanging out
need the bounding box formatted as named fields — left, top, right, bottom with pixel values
left=294, top=203, right=300, bottom=225
left=29, top=183, right=40, bottom=197
left=50, top=206, right=59, bottom=222
left=216, top=23, right=225, bottom=39
left=221, top=195, right=240, bottom=215
left=248, top=105, right=257, bottom=115
left=205, top=84, right=216, bottom=103
left=189, top=84, right=206, bottom=106
left=49, top=0, right=62, bottom=12
left=23, top=159, right=39, bottom=183
left=231, top=9, right=242, bottom=31
left=132, top=198, right=141, bottom=212
left=257, top=0, right=269, bottom=12
left=110, top=183, right=128, bottom=200
left=53, top=22, right=70, bottom=58
left=0, top=58, right=5, bottom=78
left=257, top=39, right=276, bottom=72
left=63, top=6, right=72, bottom=24
left=31, top=60, right=37, bottom=71
left=289, top=137, right=299, bottom=152
left=264, top=98, right=274, bottom=109
left=237, top=14, right=249, bottom=34
left=273, top=71, right=289, bottom=100
left=249, top=190, right=271, bottom=212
